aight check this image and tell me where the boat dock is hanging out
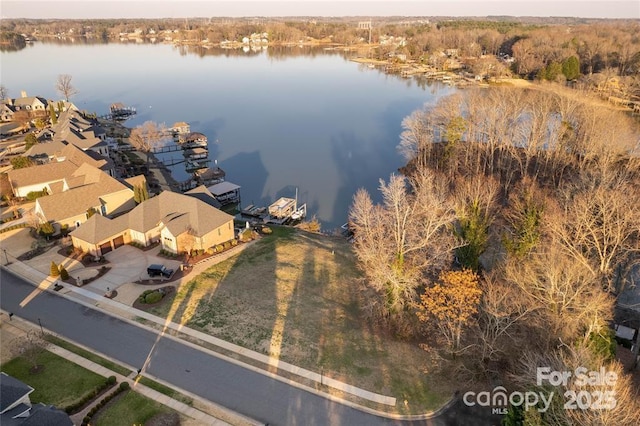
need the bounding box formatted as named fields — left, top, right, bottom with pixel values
left=240, top=196, right=307, bottom=225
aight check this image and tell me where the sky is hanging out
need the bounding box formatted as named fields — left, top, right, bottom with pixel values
left=1, top=0, right=639, bottom=19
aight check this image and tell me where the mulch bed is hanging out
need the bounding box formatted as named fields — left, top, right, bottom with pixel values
left=132, top=286, right=175, bottom=311
left=56, top=247, right=111, bottom=267
left=61, top=266, right=111, bottom=287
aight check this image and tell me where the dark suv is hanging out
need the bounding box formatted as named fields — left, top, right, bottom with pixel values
left=147, top=264, right=174, bottom=278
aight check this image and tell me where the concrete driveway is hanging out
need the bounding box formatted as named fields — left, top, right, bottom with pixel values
left=81, top=245, right=182, bottom=295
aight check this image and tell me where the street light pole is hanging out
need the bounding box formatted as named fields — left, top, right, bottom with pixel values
left=37, top=318, right=44, bottom=335
left=3, top=248, right=8, bottom=265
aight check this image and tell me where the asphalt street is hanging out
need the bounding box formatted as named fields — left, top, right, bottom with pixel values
left=0, top=269, right=496, bottom=426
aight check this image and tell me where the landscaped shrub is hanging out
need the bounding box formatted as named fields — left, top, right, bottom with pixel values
left=215, top=244, right=224, bottom=252
left=138, top=289, right=153, bottom=303
left=50, top=261, right=60, bottom=277
left=206, top=247, right=215, bottom=255
left=197, top=249, right=204, bottom=255
left=231, top=239, right=238, bottom=247
left=64, top=375, right=117, bottom=414
left=240, top=229, right=253, bottom=241
left=261, top=226, right=272, bottom=234
left=144, top=291, right=163, bottom=304
left=119, top=382, right=130, bottom=391
left=223, top=241, right=231, bottom=250
left=59, top=265, right=69, bottom=280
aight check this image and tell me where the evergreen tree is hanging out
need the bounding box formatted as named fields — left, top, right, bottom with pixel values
left=50, top=261, right=60, bottom=277
left=562, top=56, right=580, bottom=80
left=140, top=184, right=149, bottom=201
left=24, top=133, right=37, bottom=150
left=59, top=265, right=69, bottom=280
left=49, top=103, right=57, bottom=124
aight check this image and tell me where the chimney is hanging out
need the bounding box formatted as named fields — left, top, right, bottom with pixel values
left=20, top=90, right=27, bottom=98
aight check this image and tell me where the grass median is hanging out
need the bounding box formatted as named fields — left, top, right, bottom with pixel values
left=45, top=334, right=132, bottom=376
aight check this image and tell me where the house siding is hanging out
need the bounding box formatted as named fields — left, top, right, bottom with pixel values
left=100, top=190, right=136, bottom=216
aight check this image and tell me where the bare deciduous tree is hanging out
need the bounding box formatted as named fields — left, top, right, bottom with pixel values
left=10, top=330, right=47, bottom=372
left=349, top=171, right=455, bottom=325
left=129, top=121, right=167, bottom=164
left=504, top=244, right=613, bottom=346
left=55, top=74, right=78, bottom=101
left=550, top=173, right=640, bottom=292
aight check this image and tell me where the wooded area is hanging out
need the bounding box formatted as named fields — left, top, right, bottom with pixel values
left=350, top=86, right=640, bottom=423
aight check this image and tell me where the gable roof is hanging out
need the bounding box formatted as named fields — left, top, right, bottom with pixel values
left=7, top=161, right=76, bottom=190
left=69, top=213, right=129, bottom=243
left=7, top=144, right=106, bottom=191
left=184, top=185, right=221, bottom=208
left=0, top=373, right=34, bottom=414
left=71, top=190, right=234, bottom=244
left=123, top=174, right=147, bottom=190
left=24, top=140, right=68, bottom=159
left=36, top=165, right=131, bottom=221
left=18, top=403, right=73, bottom=426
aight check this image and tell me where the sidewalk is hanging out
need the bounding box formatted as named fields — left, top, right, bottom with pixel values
left=2, top=254, right=397, bottom=406
left=1, top=315, right=254, bottom=426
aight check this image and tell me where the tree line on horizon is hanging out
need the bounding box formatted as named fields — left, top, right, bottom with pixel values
left=2, top=18, right=639, bottom=84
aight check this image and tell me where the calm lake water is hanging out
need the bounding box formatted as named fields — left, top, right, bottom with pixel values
left=1, top=42, right=453, bottom=229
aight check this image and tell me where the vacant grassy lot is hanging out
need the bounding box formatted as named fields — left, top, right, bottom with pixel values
left=150, top=227, right=452, bottom=413
left=93, top=390, right=173, bottom=426
left=1, top=350, right=106, bottom=408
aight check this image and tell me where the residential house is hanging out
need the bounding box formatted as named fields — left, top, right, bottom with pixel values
left=12, top=94, right=48, bottom=114
left=53, top=110, right=110, bottom=157
left=0, top=103, right=16, bottom=122
left=0, top=372, right=73, bottom=426
left=8, top=143, right=111, bottom=197
left=71, top=190, right=235, bottom=256
left=34, top=163, right=136, bottom=229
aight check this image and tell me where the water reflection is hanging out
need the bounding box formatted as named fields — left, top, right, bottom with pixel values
left=2, top=42, right=452, bottom=229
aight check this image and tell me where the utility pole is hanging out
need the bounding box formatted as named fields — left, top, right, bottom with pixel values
left=37, top=318, right=44, bottom=335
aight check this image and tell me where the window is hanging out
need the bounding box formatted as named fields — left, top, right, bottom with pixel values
left=218, top=229, right=221, bottom=236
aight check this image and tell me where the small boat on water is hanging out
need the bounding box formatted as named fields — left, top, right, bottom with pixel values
left=290, top=203, right=306, bottom=221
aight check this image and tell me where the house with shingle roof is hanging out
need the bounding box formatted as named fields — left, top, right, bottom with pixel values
left=8, top=144, right=110, bottom=197
left=0, top=372, right=73, bottom=426
left=52, top=110, right=109, bottom=157
left=34, top=163, right=136, bottom=229
left=71, top=190, right=234, bottom=256
left=0, top=103, right=17, bottom=122
left=11, top=96, right=48, bottom=114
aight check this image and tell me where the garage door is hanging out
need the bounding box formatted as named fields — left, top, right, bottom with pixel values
left=99, top=242, right=112, bottom=255
left=112, top=236, right=125, bottom=249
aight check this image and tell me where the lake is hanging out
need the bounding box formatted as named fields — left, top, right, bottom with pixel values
left=1, top=42, right=453, bottom=229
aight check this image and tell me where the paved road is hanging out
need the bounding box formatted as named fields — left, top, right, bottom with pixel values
left=0, top=269, right=498, bottom=426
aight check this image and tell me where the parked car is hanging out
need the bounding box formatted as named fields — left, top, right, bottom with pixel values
left=147, top=264, right=174, bottom=278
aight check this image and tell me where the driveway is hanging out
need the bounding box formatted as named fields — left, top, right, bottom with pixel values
left=80, top=245, right=183, bottom=295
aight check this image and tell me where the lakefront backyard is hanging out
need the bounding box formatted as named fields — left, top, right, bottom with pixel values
left=147, top=227, right=454, bottom=413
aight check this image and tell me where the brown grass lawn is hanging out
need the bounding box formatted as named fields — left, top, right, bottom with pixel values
left=150, top=227, right=453, bottom=413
